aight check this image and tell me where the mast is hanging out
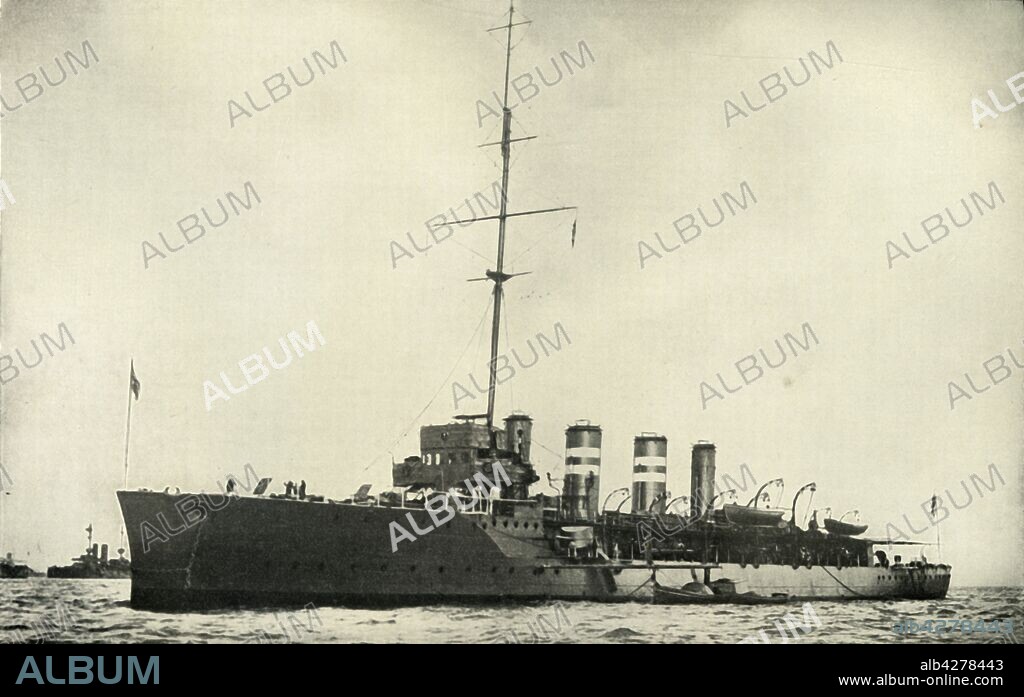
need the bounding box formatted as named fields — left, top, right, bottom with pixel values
left=445, top=2, right=577, bottom=443
left=484, top=1, right=517, bottom=439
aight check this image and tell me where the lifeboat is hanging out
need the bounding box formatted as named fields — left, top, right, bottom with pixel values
left=824, top=518, right=868, bottom=536
left=722, top=503, right=786, bottom=527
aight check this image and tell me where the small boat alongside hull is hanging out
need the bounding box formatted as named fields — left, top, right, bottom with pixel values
left=653, top=583, right=791, bottom=605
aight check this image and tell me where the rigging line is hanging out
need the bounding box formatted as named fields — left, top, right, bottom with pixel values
left=626, top=575, right=655, bottom=597
left=510, top=160, right=569, bottom=213
left=482, top=119, right=500, bottom=147
left=361, top=295, right=494, bottom=473
left=509, top=33, right=529, bottom=51
left=479, top=127, right=499, bottom=154
left=504, top=125, right=535, bottom=175
left=507, top=139, right=529, bottom=172
left=504, top=134, right=564, bottom=207
left=509, top=215, right=569, bottom=266
left=487, top=31, right=511, bottom=50
left=522, top=179, right=566, bottom=212
left=480, top=144, right=502, bottom=172
left=530, top=437, right=566, bottom=467
left=410, top=224, right=490, bottom=265
left=508, top=110, right=541, bottom=149
left=504, top=113, right=572, bottom=213
left=478, top=124, right=506, bottom=171
left=447, top=234, right=493, bottom=263
left=474, top=288, right=492, bottom=379
left=485, top=111, right=533, bottom=172
left=819, top=565, right=870, bottom=598
left=487, top=5, right=529, bottom=51
left=486, top=18, right=522, bottom=50
left=507, top=109, right=532, bottom=140
left=436, top=194, right=501, bottom=265
left=486, top=5, right=514, bottom=43
left=501, top=283, right=514, bottom=411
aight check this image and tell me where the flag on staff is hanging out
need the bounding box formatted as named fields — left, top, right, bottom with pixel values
left=130, top=362, right=141, bottom=400
left=122, top=360, right=140, bottom=499
left=930, top=494, right=938, bottom=518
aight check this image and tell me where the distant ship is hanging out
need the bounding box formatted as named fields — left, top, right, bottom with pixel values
left=1, top=487, right=42, bottom=579
left=47, top=525, right=131, bottom=579
left=0, top=552, right=41, bottom=579
left=117, top=1, right=950, bottom=610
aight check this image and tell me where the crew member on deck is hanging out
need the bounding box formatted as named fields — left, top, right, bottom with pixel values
left=489, top=483, right=500, bottom=514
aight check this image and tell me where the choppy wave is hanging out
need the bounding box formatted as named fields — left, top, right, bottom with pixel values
left=0, top=581, right=1019, bottom=644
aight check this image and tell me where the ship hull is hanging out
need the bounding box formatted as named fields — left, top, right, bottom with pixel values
left=47, top=565, right=131, bottom=580
left=0, top=565, right=37, bottom=579
left=118, top=491, right=950, bottom=610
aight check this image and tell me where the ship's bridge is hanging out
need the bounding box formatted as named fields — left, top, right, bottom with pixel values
left=422, top=422, right=497, bottom=469
left=391, top=418, right=537, bottom=498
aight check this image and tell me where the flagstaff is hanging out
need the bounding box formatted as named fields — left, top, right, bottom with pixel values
left=121, top=361, right=140, bottom=550
left=123, top=360, right=140, bottom=489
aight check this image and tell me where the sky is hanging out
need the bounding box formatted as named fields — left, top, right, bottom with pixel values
left=0, top=0, right=1021, bottom=587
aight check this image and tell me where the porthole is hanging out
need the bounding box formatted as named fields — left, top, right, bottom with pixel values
left=513, top=522, right=519, bottom=529
left=491, top=566, right=498, bottom=573
left=508, top=567, right=515, bottom=574
left=465, top=566, right=472, bottom=573
left=380, top=564, right=387, bottom=572
left=503, top=521, right=509, bottom=528
left=410, top=565, right=417, bottom=572
left=438, top=566, right=445, bottom=573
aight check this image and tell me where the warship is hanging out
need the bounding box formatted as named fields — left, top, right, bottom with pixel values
left=0, top=490, right=42, bottom=578
left=0, top=553, right=41, bottom=579
left=117, top=2, right=951, bottom=610
left=47, top=525, right=131, bottom=579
